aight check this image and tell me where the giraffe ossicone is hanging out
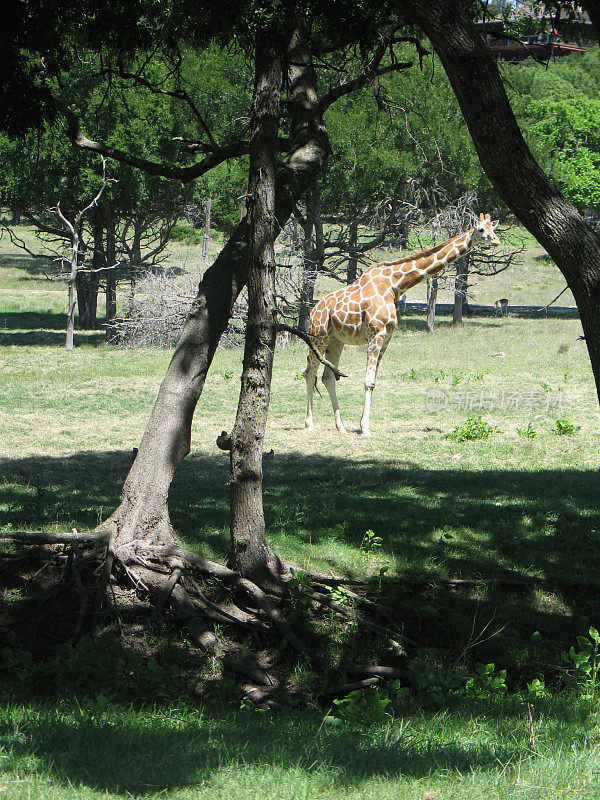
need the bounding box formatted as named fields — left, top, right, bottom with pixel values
left=303, top=213, right=501, bottom=436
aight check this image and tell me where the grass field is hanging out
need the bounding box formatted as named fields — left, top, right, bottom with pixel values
left=1, top=226, right=600, bottom=799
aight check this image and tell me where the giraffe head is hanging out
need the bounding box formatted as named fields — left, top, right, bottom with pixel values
left=471, top=212, right=500, bottom=247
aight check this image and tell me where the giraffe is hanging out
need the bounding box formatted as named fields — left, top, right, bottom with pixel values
left=303, top=213, right=500, bottom=436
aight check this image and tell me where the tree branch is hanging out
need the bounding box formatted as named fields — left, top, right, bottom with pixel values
left=317, top=24, right=412, bottom=114
left=99, top=66, right=220, bottom=151
left=61, top=105, right=248, bottom=183
left=276, top=323, right=347, bottom=378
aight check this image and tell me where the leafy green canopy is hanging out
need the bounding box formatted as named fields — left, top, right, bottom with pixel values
left=321, top=46, right=493, bottom=217
left=507, top=48, right=600, bottom=212
left=0, top=0, right=399, bottom=136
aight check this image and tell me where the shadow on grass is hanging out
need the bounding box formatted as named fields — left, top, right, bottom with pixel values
left=2, top=449, right=599, bottom=793
left=0, top=311, right=106, bottom=346
left=0, top=252, right=57, bottom=277
left=0, top=694, right=536, bottom=794
left=1, top=449, right=599, bottom=670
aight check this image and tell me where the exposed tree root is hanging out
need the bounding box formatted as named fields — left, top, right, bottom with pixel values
left=0, top=529, right=110, bottom=545
left=1, top=529, right=423, bottom=701
left=283, top=563, right=365, bottom=585
left=345, top=664, right=412, bottom=681
left=167, top=549, right=305, bottom=652
left=321, top=677, right=383, bottom=695
left=310, top=590, right=404, bottom=640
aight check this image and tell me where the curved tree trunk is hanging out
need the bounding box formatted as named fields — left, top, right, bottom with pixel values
left=228, top=27, right=282, bottom=585
left=396, top=0, right=600, bottom=402
left=105, top=19, right=329, bottom=573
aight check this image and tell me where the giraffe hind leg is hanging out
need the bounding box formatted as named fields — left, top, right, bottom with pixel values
left=304, top=337, right=327, bottom=430
left=321, top=338, right=346, bottom=433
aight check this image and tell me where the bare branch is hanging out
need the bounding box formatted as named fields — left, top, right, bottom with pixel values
left=538, top=284, right=569, bottom=312
left=275, top=323, right=347, bottom=378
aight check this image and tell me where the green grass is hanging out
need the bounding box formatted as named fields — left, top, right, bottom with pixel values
left=1, top=695, right=600, bottom=799
left=2, top=227, right=600, bottom=798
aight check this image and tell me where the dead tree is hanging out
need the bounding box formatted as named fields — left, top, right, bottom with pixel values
left=53, top=159, right=113, bottom=349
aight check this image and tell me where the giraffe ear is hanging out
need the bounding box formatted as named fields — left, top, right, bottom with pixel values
left=491, top=219, right=499, bottom=229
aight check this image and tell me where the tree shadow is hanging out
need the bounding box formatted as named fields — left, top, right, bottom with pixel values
left=0, top=310, right=67, bottom=330
left=0, top=252, right=58, bottom=277
left=0, top=694, right=534, bottom=795
left=1, top=449, right=598, bottom=793
left=0, top=311, right=106, bottom=345
left=1, top=449, right=598, bottom=674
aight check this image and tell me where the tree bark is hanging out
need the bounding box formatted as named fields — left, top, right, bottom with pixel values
left=298, top=184, right=323, bottom=333
left=426, top=276, right=438, bottom=333
left=583, top=1, right=600, bottom=40
left=104, top=19, right=329, bottom=565
left=228, top=27, right=282, bottom=585
left=396, top=0, right=600, bottom=402
left=452, top=254, right=469, bottom=326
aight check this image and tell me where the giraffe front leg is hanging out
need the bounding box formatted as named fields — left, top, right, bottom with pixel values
left=361, top=330, right=393, bottom=437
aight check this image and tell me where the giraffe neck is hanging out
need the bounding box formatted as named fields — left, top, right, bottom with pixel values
left=391, top=231, right=473, bottom=291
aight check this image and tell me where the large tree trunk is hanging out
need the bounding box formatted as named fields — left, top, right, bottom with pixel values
left=104, top=19, right=328, bottom=565
left=76, top=207, right=102, bottom=330
left=396, top=0, right=600, bottom=402
left=228, top=28, right=282, bottom=585
left=298, top=184, right=323, bottom=333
